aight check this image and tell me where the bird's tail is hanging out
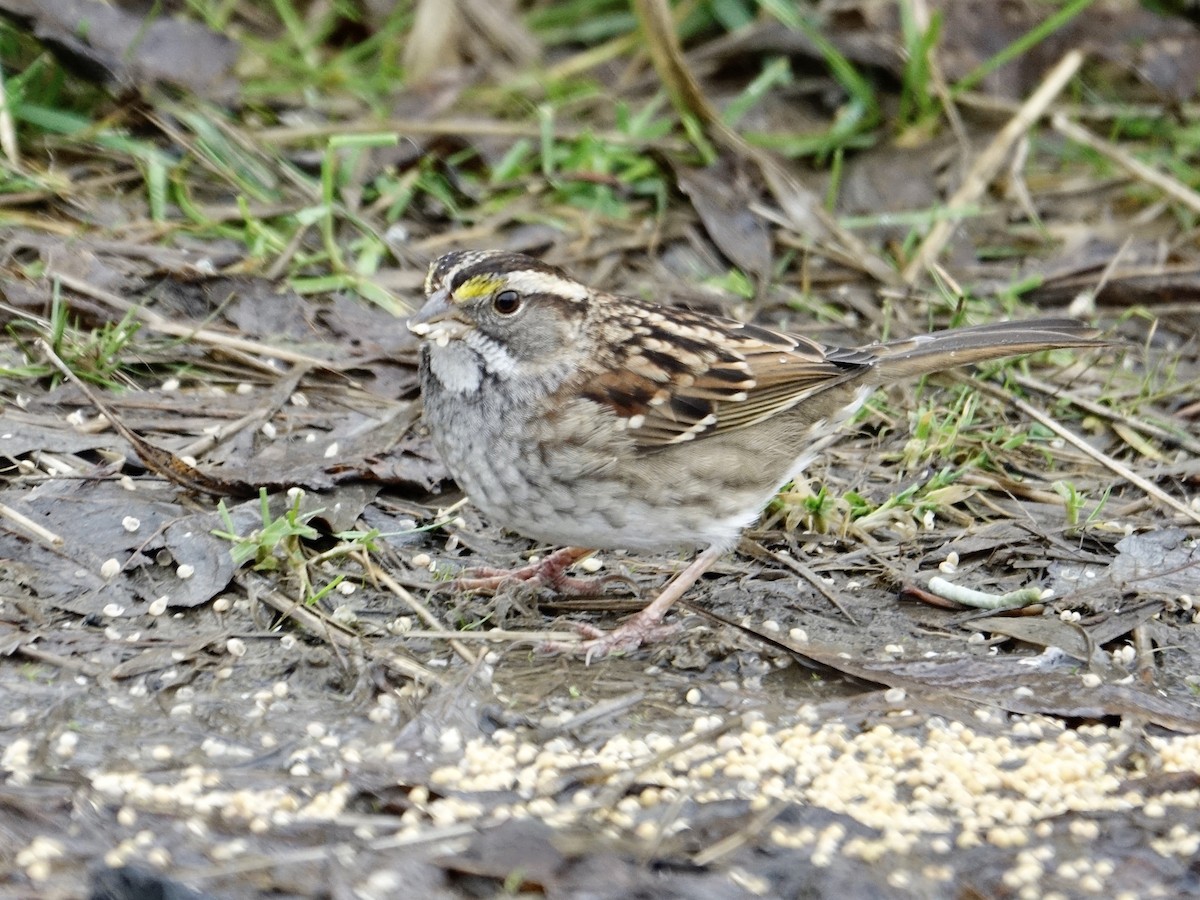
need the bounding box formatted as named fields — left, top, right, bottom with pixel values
left=865, top=317, right=1104, bottom=380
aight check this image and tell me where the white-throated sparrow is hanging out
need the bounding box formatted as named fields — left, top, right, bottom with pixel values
left=408, top=250, right=1102, bottom=659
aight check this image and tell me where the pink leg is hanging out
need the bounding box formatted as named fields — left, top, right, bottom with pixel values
left=543, top=544, right=726, bottom=662
left=453, top=547, right=626, bottom=596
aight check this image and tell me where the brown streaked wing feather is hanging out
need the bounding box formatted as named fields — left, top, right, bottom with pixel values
left=571, top=306, right=873, bottom=449
left=710, top=334, right=873, bottom=432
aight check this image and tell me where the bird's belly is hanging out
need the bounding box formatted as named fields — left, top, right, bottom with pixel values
left=425, top=396, right=760, bottom=552
left=440, top=435, right=752, bottom=553
left=493, top=492, right=755, bottom=553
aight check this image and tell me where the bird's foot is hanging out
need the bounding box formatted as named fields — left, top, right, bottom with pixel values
left=542, top=609, right=682, bottom=662
left=538, top=543, right=726, bottom=661
left=452, top=547, right=632, bottom=596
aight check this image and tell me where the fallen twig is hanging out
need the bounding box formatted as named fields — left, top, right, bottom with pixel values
left=903, top=50, right=1084, bottom=282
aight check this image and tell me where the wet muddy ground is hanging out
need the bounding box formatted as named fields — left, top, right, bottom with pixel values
left=3, top=0, right=1200, bottom=896
left=2, top=294, right=1199, bottom=898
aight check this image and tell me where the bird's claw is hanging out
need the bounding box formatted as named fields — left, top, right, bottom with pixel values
left=541, top=613, right=681, bottom=662
left=450, top=547, right=627, bottom=596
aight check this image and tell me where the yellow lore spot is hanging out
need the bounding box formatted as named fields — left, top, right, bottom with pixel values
left=455, top=275, right=504, bottom=301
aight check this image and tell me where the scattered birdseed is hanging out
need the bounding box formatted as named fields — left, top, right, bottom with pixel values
left=176, top=564, right=195, bottom=579
left=578, top=556, right=603, bottom=573
left=411, top=552, right=431, bottom=568
left=324, top=442, right=339, bottom=458
left=53, top=732, right=78, bottom=758
left=122, top=516, right=140, bottom=532
left=18, top=643, right=1200, bottom=898
left=939, top=551, right=959, bottom=574
left=1111, top=644, right=1136, bottom=666
left=102, top=603, right=124, bottom=617
left=1070, top=819, right=1101, bottom=840
left=261, top=422, right=277, bottom=438
left=290, top=391, right=309, bottom=407
left=100, top=558, right=121, bottom=579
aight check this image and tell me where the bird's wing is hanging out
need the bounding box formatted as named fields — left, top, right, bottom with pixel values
left=566, top=303, right=872, bottom=449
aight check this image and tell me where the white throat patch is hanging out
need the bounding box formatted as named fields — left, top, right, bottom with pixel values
left=426, top=332, right=518, bottom=395
left=427, top=342, right=483, bottom=394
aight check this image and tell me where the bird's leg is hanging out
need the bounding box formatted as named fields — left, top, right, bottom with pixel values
left=543, top=543, right=726, bottom=661
left=453, top=547, right=633, bottom=596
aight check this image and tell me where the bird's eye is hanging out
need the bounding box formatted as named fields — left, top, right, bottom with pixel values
left=492, top=289, right=522, bottom=315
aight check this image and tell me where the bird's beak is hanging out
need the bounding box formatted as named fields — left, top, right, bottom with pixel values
left=407, top=287, right=468, bottom=344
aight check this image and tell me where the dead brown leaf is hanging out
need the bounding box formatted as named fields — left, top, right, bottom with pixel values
left=0, top=0, right=237, bottom=97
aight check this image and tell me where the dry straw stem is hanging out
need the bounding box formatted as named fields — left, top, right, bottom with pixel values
left=245, top=573, right=445, bottom=684
left=175, top=367, right=310, bottom=461
left=632, top=0, right=898, bottom=286
left=1014, top=372, right=1200, bottom=458
left=0, top=500, right=64, bottom=548
left=964, top=375, right=1200, bottom=527
left=191, top=822, right=481, bottom=879
left=395, top=629, right=582, bottom=642
left=740, top=536, right=858, bottom=624
left=958, top=93, right=1200, bottom=124
left=692, top=800, right=790, bottom=866
left=51, top=272, right=329, bottom=370
left=39, top=337, right=254, bottom=497
left=357, top=552, right=483, bottom=665
left=402, top=0, right=466, bottom=80
left=256, top=117, right=691, bottom=153
left=902, top=49, right=1085, bottom=284
left=403, top=0, right=539, bottom=81
left=1051, top=113, right=1200, bottom=215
